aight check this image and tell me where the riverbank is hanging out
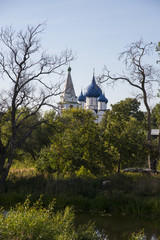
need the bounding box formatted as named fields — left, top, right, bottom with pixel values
left=75, top=212, right=160, bottom=240
left=2, top=167, right=160, bottom=218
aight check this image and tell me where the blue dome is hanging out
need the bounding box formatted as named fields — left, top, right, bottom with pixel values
left=78, top=90, right=86, bottom=102
left=98, top=94, right=108, bottom=103
left=105, top=98, right=108, bottom=104
left=84, top=75, right=102, bottom=98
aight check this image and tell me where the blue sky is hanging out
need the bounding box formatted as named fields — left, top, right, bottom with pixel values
left=1, top=0, right=160, bottom=109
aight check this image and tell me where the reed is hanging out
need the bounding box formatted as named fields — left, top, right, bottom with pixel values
left=2, top=168, right=160, bottom=218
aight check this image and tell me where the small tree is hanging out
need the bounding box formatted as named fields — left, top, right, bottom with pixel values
left=0, top=23, right=73, bottom=187
left=99, top=39, right=159, bottom=170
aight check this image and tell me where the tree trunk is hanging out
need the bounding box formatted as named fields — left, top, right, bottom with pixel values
left=158, top=126, right=160, bottom=159
left=147, top=112, right=152, bottom=170
left=117, top=154, right=121, bottom=173
left=0, top=149, right=6, bottom=174
left=147, top=153, right=151, bottom=170
left=155, top=125, right=160, bottom=172
left=0, top=142, right=14, bottom=189
left=0, top=144, right=7, bottom=189
left=143, top=85, right=152, bottom=170
left=0, top=165, right=11, bottom=188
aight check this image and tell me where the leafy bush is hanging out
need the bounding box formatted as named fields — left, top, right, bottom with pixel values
left=0, top=196, right=99, bottom=240
left=129, top=229, right=146, bottom=240
left=129, top=229, right=160, bottom=240
left=75, top=165, right=95, bottom=178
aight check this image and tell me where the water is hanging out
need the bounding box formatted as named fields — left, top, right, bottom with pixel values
left=75, top=212, right=160, bottom=240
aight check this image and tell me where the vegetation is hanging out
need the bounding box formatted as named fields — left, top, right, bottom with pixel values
left=1, top=167, right=160, bottom=220
left=0, top=33, right=160, bottom=238
left=37, top=108, right=119, bottom=177
left=0, top=27, right=159, bottom=183
left=0, top=196, right=99, bottom=240
left=129, top=229, right=160, bottom=240
left=129, top=229, right=146, bottom=240
left=36, top=104, right=150, bottom=176
left=0, top=101, right=160, bottom=219
left=0, top=99, right=159, bottom=204
left=0, top=23, right=73, bottom=187
left=100, top=98, right=147, bottom=172
left=99, top=39, right=159, bottom=170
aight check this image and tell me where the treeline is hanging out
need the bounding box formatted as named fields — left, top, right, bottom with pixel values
left=8, top=97, right=160, bottom=177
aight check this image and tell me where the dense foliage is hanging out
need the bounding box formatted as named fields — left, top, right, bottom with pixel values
left=2, top=98, right=160, bottom=178
left=37, top=108, right=118, bottom=177
left=100, top=98, right=147, bottom=172
left=36, top=101, right=150, bottom=176
left=0, top=196, right=99, bottom=240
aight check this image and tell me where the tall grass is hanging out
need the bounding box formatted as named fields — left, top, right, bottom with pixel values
left=2, top=168, right=160, bottom=218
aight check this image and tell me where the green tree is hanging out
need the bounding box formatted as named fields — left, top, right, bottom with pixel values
left=151, top=103, right=160, bottom=168
left=101, top=99, right=147, bottom=172
left=99, top=39, right=159, bottom=170
left=15, top=109, right=57, bottom=163
left=0, top=23, right=73, bottom=187
left=111, top=98, right=144, bottom=121
left=100, top=98, right=145, bottom=130
left=152, top=103, right=160, bottom=127
left=37, top=108, right=117, bottom=177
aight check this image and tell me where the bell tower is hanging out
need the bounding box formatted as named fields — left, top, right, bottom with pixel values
left=58, top=67, right=79, bottom=111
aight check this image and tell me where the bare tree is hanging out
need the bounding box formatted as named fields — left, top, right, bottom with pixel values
left=0, top=23, right=73, bottom=187
left=99, top=39, right=159, bottom=170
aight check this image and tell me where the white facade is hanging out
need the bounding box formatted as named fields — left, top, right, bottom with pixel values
left=58, top=68, right=108, bottom=122
left=85, top=97, right=98, bottom=110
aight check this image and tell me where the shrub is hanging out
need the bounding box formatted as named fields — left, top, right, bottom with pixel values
left=129, top=229, right=146, bottom=240
left=0, top=196, right=99, bottom=240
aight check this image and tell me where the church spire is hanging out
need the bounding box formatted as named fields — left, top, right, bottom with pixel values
left=93, top=67, right=95, bottom=76
left=63, top=66, right=76, bottom=98
left=68, top=66, right=71, bottom=72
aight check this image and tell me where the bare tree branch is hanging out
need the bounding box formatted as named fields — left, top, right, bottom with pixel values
left=99, top=39, right=160, bottom=170
left=0, top=23, right=74, bottom=186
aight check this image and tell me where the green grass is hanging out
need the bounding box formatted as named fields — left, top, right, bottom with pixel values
left=2, top=168, right=160, bottom=218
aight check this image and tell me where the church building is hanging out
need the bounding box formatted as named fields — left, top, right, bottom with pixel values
left=58, top=67, right=108, bottom=123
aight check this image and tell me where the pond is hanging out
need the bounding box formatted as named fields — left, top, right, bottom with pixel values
left=75, top=212, right=160, bottom=240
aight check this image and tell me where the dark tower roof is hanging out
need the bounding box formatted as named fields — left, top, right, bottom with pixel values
left=84, top=75, right=102, bottom=98
left=78, top=90, right=86, bottom=102
left=62, top=67, right=76, bottom=98
left=98, top=94, right=108, bottom=103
